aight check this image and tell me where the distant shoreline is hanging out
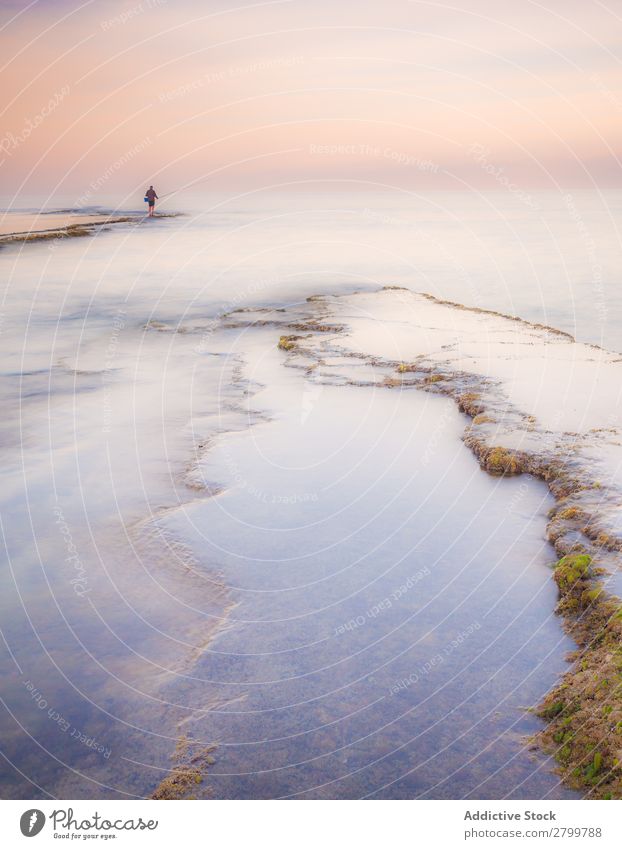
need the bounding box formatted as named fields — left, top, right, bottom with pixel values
left=0, top=211, right=180, bottom=246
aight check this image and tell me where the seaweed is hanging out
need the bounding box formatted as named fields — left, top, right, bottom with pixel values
left=278, top=335, right=302, bottom=351
left=150, top=736, right=217, bottom=800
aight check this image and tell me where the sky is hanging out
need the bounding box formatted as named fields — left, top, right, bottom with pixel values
left=1, top=0, right=621, bottom=205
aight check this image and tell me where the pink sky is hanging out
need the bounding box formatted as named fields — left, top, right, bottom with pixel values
left=1, top=0, right=621, bottom=204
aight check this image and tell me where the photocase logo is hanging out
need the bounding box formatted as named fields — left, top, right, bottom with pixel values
left=20, top=809, right=46, bottom=837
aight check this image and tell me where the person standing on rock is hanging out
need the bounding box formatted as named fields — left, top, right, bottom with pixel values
left=144, top=185, right=158, bottom=217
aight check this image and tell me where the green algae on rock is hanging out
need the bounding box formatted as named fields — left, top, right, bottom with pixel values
left=278, top=335, right=302, bottom=351
left=537, top=553, right=622, bottom=798
left=150, top=736, right=217, bottom=800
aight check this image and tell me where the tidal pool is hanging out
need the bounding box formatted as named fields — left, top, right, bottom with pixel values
left=155, top=328, right=578, bottom=799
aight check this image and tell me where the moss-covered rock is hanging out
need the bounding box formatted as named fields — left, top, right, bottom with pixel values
left=541, top=701, right=565, bottom=719
left=457, top=392, right=484, bottom=416
left=553, top=554, right=592, bottom=592
left=580, top=586, right=603, bottom=608
left=557, top=506, right=586, bottom=521
left=277, top=335, right=301, bottom=351
left=483, top=447, right=523, bottom=476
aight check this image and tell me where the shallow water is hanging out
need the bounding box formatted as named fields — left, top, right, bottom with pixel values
left=154, top=330, right=577, bottom=799
left=2, top=189, right=618, bottom=798
left=3, top=188, right=621, bottom=347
